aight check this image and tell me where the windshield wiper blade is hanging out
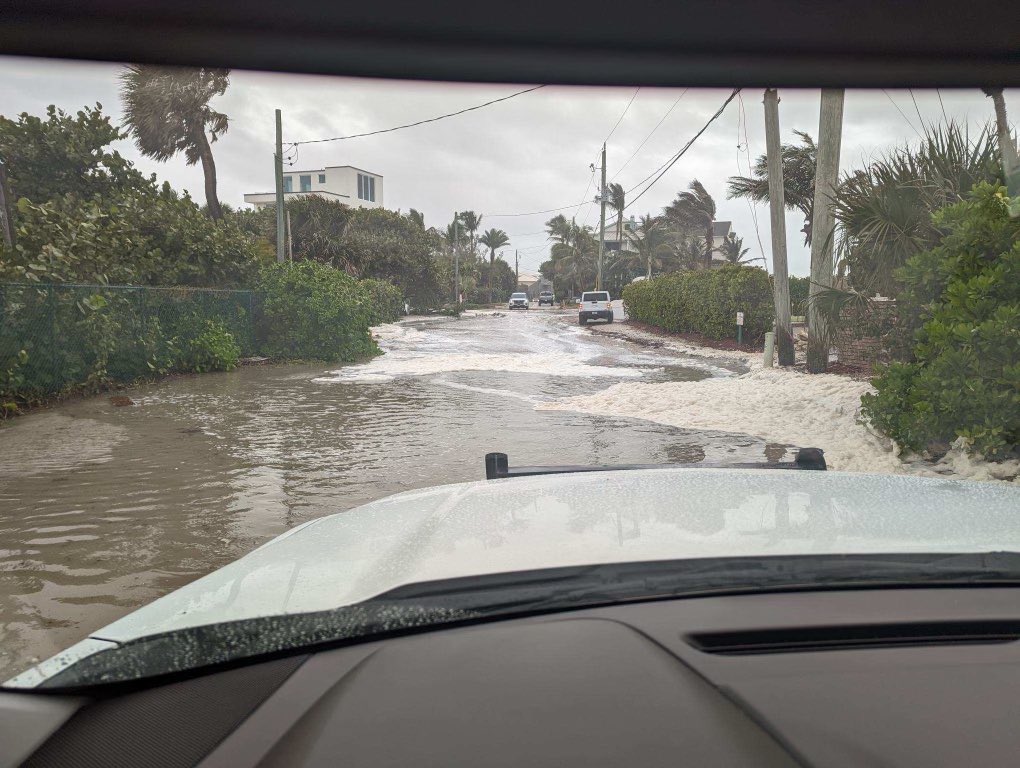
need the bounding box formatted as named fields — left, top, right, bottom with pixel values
left=33, top=552, right=1020, bottom=691
left=484, top=447, right=827, bottom=479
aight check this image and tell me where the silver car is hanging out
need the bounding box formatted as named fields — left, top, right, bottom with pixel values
left=508, top=292, right=529, bottom=310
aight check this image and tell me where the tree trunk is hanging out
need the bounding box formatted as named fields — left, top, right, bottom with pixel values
left=488, top=251, right=494, bottom=303
left=984, top=88, right=1017, bottom=174
left=704, top=222, right=714, bottom=269
left=197, top=130, right=223, bottom=221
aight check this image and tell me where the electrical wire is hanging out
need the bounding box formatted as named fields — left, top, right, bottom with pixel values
left=602, top=87, right=641, bottom=145
left=936, top=88, right=949, bottom=124
left=735, top=92, right=768, bottom=271
left=288, top=85, right=546, bottom=145
left=908, top=88, right=928, bottom=132
left=610, top=88, right=689, bottom=182
left=882, top=89, right=923, bottom=139
left=624, top=88, right=741, bottom=210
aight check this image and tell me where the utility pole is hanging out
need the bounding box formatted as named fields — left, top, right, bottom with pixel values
left=453, top=212, right=461, bottom=304
left=597, top=143, right=607, bottom=290
left=806, top=89, right=845, bottom=373
left=515, top=249, right=519, bottom=285
left=763, top=89, right=795, bottom=366
left=274, top=109, right=286, bottom=263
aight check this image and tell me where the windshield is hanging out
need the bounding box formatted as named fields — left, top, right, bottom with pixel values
left=1, top=59, right=1018, bottom=686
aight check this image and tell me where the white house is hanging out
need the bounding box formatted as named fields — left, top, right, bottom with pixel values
left=243, top=165, right=384, bottom=210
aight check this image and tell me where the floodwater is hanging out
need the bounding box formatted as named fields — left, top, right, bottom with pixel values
left=0, top=308, right=786, bottom=679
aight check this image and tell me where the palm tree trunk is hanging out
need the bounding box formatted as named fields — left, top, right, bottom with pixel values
left=704, top=222, right=714, bottom=269
left=488, top=250, right=494, bottom=303
left=197, top=130, right=223, bottom=221
left=985, top=88, right=1017, bottom=174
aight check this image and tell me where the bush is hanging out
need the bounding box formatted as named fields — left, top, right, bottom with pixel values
left=789, top=275, right=810, bottom=315
left=861, top=183, right=1020, bottom=459
left=175, top=320, right=241, bottom=373
left=254, top=261, right=379, bottom=361
left=359, top=278, right=404, bottom=325
left=622, top=265, right=775, bottom=342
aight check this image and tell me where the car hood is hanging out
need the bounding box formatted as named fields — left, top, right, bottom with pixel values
left=9, top=469, right=1020, bottom=685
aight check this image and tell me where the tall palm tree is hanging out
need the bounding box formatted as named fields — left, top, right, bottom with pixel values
left=458, top=211, right=483, bottom=256
left=624, top=214, right=671, bottom=278
left=727, top=130, right=817, bottom=245
left=407, top=208, right=425, bottom=228
left=982, top=88, right=1018, bottom=174
left=607, top=182, right=626, bottom=242
left=120, top=65, right=230, bottom=220
left=478, top=228, right=510, bottom=302
left=663, top=180, right=716, bottom=269
left=719, top=234, right=754, bottom=264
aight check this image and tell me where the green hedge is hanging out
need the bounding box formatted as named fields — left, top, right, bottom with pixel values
left=861, top=183, right=1020, bottom=459
left=359, top=278, right=404, bottom=325
left=253, top=261, right=380, bottom=362
left=622, top=266, right=775, bottom=342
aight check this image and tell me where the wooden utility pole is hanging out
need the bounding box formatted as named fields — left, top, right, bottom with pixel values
left=274, top=109, right=286, bottom=263
left=807, top=89, right=845, bottom=373
left=597, top=143, right=607, bottom=290
left=453, top=212, right=461, bottom=304
left=0, top=156, right=14, bottom=250
left=763, top=89, right=795, bottom=366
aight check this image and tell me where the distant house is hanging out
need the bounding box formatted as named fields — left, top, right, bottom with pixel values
left=709, top=220, right=733, bottom=266
left=517, top=270, right=553, bottom=299
left=601, top=215, right=640, bottom=254
left=243, top=165, right=384, bottom=210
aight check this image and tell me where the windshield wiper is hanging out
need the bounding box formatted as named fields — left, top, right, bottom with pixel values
left=484, top=447, right=826, bottom=479
left=28, top=551, right=1020, bottom=691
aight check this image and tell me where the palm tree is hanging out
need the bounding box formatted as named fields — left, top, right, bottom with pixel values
left=120, top=65, right=230, bottom=220
left=727, top=130, right=817, bottom=245
left=607, top=182, right=626, bottom=242
left=982, top=88, right=1018, bottom=174
left=832, top=122, right=1000, bottom=295
left=407, top=209, right=425, bottom=228
left=719, top=234, right=755, bottom=264
left=663, top=180, right=716, bottom=268
left=458, top=211, right=483, bottom=256
left=624, top=215, right=671, bottom=278
left=478, top=228, right=510, bottom=302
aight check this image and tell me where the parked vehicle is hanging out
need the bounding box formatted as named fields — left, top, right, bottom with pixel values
left=508, top=292, right=530, bottom=310
left=578, top=291, right=613, bottom=325
left=538, top=290, right=555, bottom=306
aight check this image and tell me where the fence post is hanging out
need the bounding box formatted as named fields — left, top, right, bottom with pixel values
left=47, top=284, right=58, bottom=390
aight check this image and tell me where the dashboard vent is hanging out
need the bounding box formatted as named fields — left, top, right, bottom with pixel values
left=687, top=621, right=1020, bottom=655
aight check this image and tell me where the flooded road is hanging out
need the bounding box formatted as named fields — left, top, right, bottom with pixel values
left=0, top=308, right=785, bottom=678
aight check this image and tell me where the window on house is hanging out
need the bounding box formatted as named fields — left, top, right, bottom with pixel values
left=299, top=175, right=311, bottom=192
left=358, top=173, right=376, bottom=202
left=283, top=176, right=293, bottom=193
left=318, top=174, right=326, bottom=184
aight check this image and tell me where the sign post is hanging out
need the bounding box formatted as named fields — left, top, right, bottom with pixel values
left=736, top=311, right=744, bottom=345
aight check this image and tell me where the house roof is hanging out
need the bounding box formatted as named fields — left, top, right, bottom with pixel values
left=712, top=220, right=732, bottom=238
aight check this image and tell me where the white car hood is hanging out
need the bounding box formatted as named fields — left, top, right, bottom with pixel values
left=10, top=469, right=1020, bottom=686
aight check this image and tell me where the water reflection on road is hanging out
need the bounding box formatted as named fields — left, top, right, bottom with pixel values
left=0, top=309, right=777, bottom=677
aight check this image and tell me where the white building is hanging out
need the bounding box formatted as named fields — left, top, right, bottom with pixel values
left=243, top=165, right=384, bottom=210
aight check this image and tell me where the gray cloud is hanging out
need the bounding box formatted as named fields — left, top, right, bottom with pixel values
left=0, top=56, right=1012, bottom=276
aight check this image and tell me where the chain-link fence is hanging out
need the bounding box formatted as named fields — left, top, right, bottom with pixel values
left=1, top=283, right=255, bottom=403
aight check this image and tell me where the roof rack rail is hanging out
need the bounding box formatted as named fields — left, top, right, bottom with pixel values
left=484, top=448, right=826, bottom=480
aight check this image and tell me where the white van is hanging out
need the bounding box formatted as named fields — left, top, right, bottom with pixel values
left=578, top=291, right=613, bottom=325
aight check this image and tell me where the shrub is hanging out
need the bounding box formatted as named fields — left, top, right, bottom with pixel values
left=254, top=261, right=379, bottom=361
left=359, top=278, right=404, bottom=325
left=622, top=265, right=775, bottom=342
left=175, top=320, right=241, bottom=373
left=861, top=183, right=1020, bottom=459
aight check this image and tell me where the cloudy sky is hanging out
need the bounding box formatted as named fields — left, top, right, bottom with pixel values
left=1, top=56, right=1014, bottom=276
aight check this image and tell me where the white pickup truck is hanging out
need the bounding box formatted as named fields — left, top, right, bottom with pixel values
left=578, top=290, right=613, bottom=325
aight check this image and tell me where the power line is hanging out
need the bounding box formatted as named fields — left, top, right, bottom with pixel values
left=488, top=202, right=581, bottom=218
left=936, top=88, right=949, bottom=124
left=288, top=85, right=546, bottom=145
left=735, top=92, right=768, bottom=270
left=624, top=88, right=741, bottom=210
left=882, top=89, right=923, bottom=139
left=603, top=88, right=641, bottom=145
left=908, top=88, right=928, bottom=132
left=610, top=88, right=689, bottom=182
